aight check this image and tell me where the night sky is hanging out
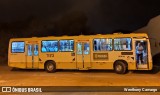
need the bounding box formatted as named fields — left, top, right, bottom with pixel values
left=0, top=0, right=160, bottom=34
left=0, top=0, right=160, bottom=65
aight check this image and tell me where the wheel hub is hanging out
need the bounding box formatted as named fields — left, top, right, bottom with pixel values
left=116, top=65, right=122, bottom=71
left=47, top=63, right=54, bottom=71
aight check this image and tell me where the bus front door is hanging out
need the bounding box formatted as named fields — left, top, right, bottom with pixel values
left=135, top=40, right=148, bottom=69
left=76, top=42, right=91, bottom=70
left=26, top=44, right=39, bottom=68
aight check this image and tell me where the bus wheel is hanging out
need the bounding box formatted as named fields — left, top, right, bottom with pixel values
left=45, top=61, right=56, bottom=73
left=114, top=61, right=127, bottom=74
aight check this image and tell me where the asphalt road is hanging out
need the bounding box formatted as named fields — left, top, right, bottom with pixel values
left=0, top=65, right=160, bottom=95
left=0, top=65, right=160, bottom=86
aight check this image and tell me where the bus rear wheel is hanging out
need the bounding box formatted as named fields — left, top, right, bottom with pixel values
left=114, top=61, right=127, bottom=74
left=45, top=61, right=56, bottom=73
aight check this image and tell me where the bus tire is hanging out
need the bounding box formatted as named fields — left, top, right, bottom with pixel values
left=45, top=61, right=56, bottom=73
left=114, top=61, right=127, bottom=74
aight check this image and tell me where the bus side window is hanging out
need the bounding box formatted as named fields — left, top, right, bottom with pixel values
left=114, top=38, right=131, bottom=51
left=60, top=40, right=74, bottom=52
left=41, top=40, right=58, bottom=52
left=94, top=40, right=97, bottom=51
left=94, top=39, right=112, bottom=51
left=94, top=39, right=100, bottom=51
left=11, top=42, right=25, bottom=53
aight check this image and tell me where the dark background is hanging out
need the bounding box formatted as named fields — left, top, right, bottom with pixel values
left=0, top=0, right=160, bottom=65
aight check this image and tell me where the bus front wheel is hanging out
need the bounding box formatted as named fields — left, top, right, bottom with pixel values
left=114, top=61, right=127, bottom=74
left=45, top=61, right=56, bottom=73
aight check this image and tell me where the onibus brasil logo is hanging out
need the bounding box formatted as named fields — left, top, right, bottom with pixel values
left=1, top=87, right=42, bottom=92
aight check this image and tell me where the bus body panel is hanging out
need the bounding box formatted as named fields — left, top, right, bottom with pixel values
left=8, top=33, right=153, bottom=71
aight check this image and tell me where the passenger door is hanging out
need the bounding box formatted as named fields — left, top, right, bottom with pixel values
left=134, top=39, right=148, bottom=69
left=26, top=44, right=39, bottom=68
left=76, top=41, right=91, bottom=69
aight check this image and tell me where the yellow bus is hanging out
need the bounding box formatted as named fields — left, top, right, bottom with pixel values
left=8, top=33, right=153, bottom=74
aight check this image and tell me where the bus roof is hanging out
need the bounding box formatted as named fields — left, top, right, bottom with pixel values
left=9, top=33, right=148, bottom=41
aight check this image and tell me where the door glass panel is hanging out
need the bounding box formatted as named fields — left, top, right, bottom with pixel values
left=28, top=45, right=32, bottom=56
left=34, top=45, right=38, bottom=56
left=77, top=43, right=82, bottom=54
left=84, top=43, right=90, bottom=55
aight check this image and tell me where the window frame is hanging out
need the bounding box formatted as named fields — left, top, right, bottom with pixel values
left=113, top=37, right=132, bottom=51
left=11, top=41, right=25, bottom=53
left=93, top=38, right=113, bottom=52
left=41, top=40, right=59, bottom=53
left=59, top=39, right=74, bottom=52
